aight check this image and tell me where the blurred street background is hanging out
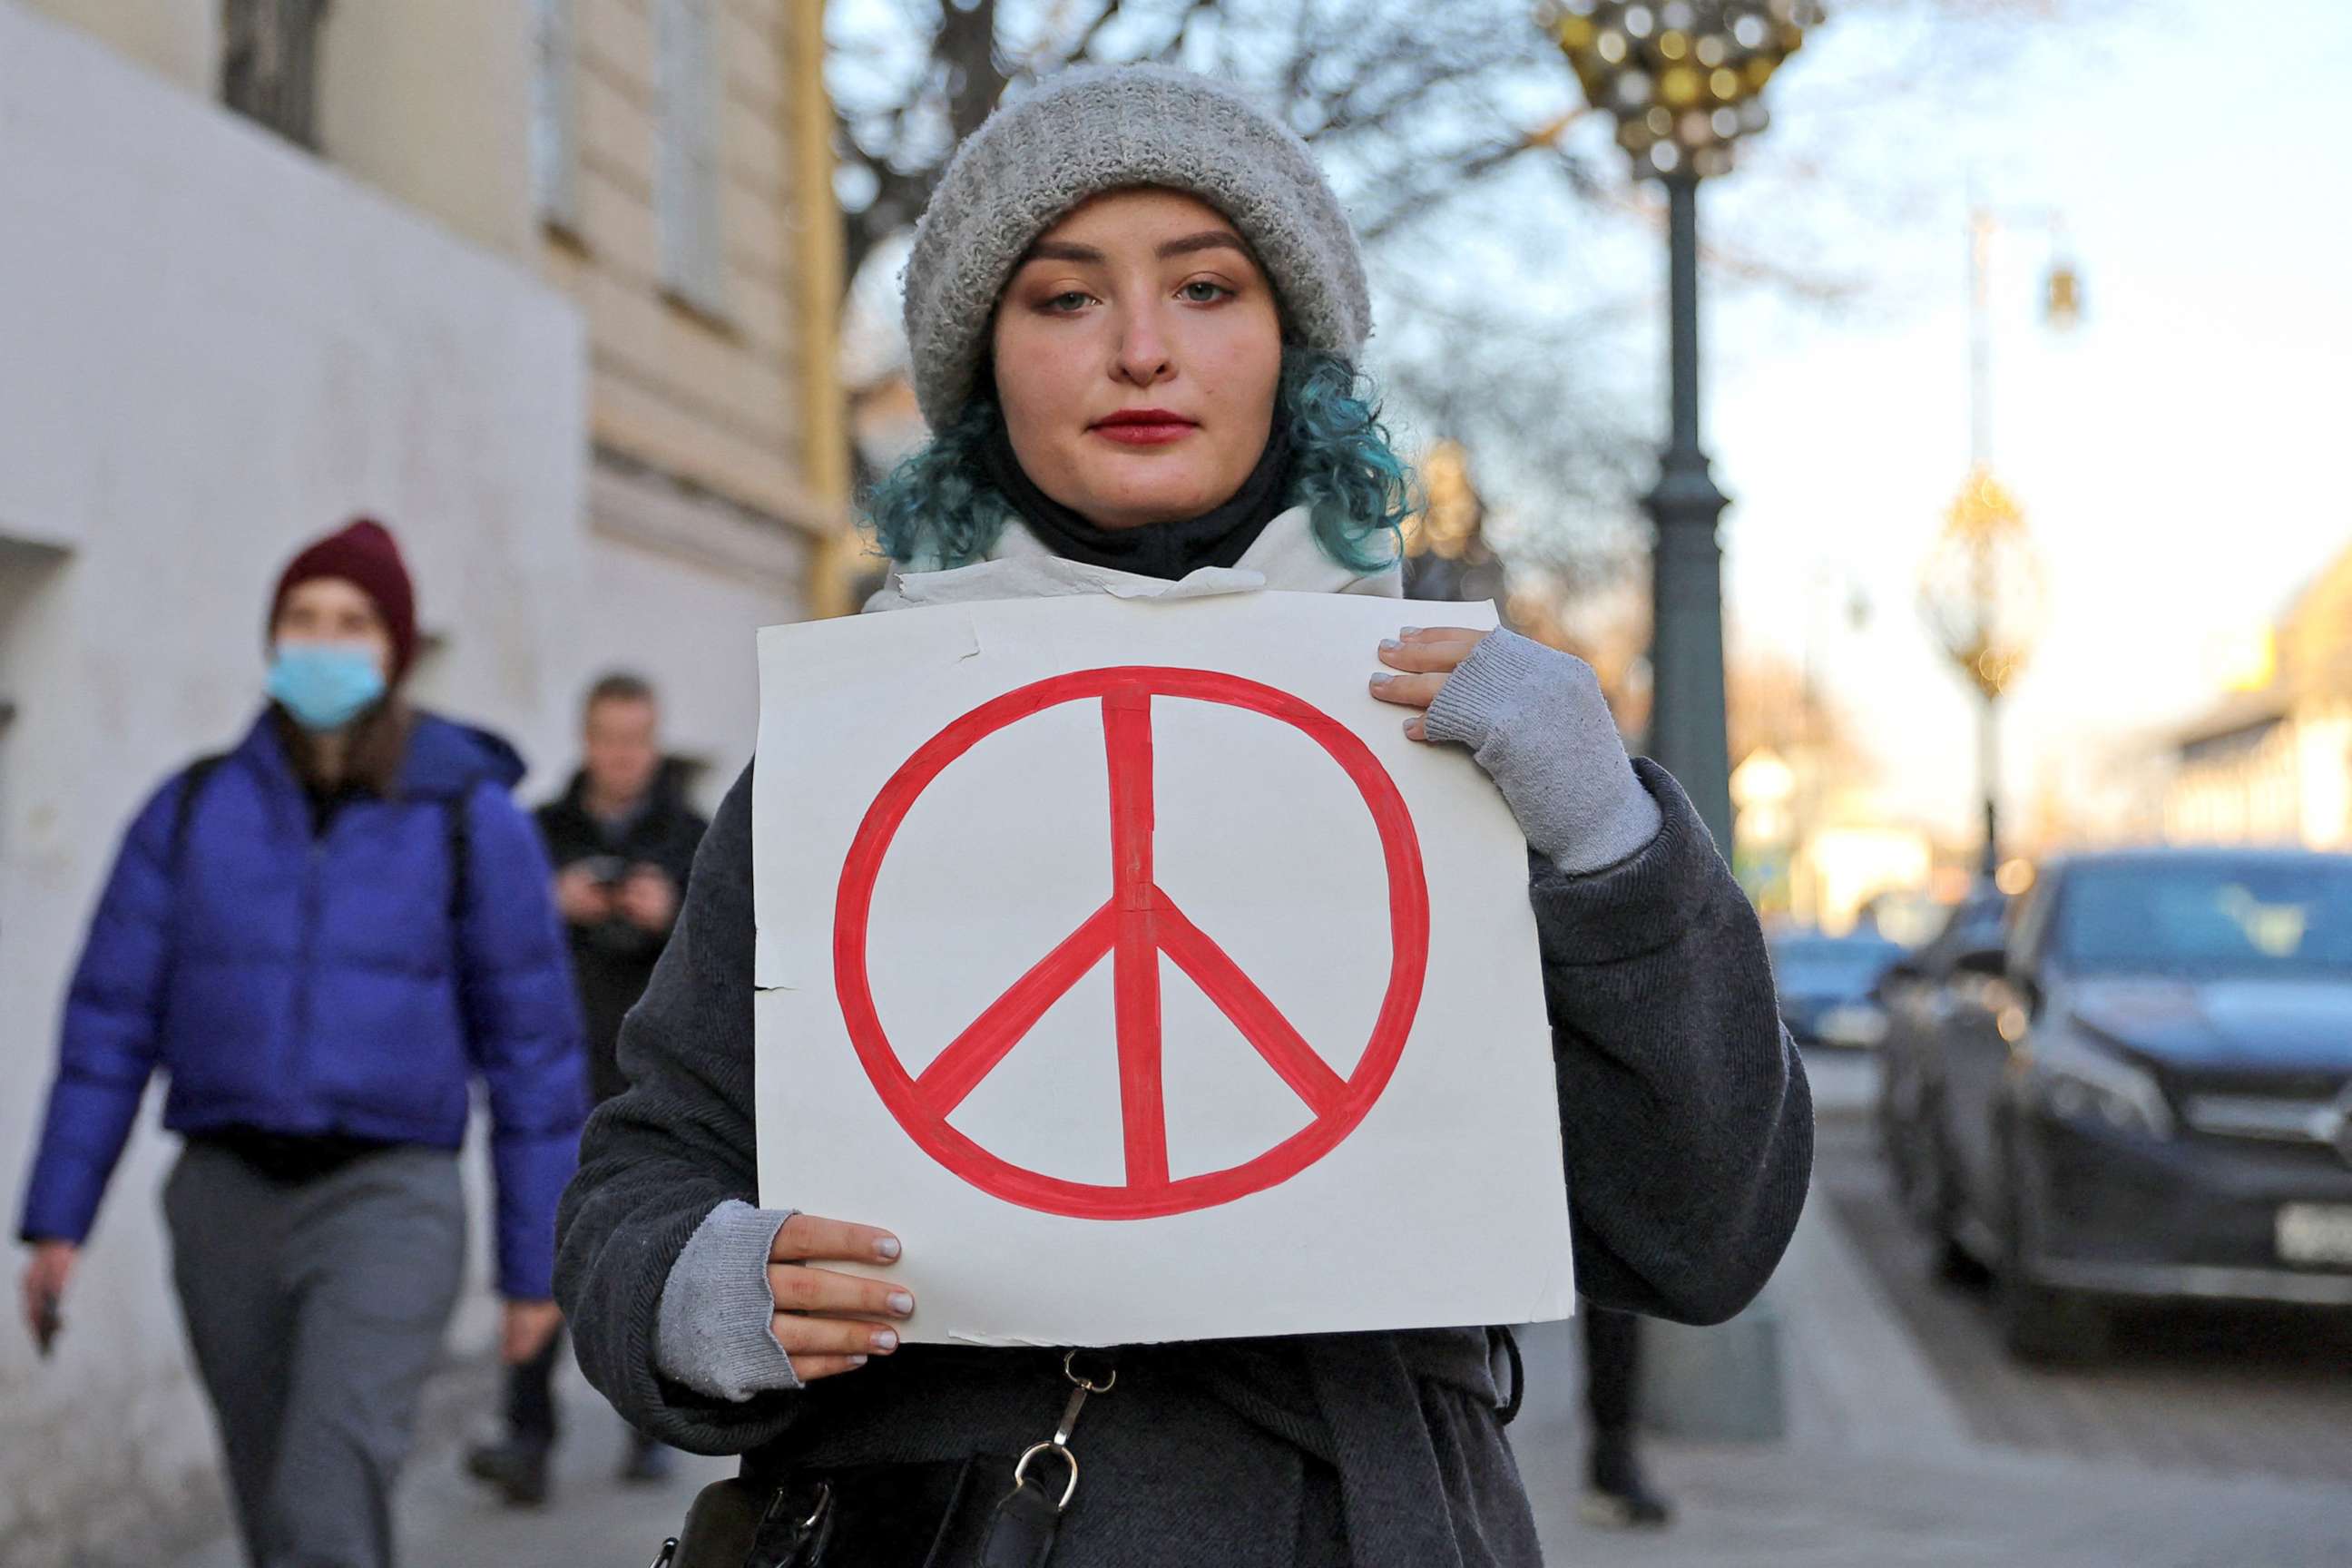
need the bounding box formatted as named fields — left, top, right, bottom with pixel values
left=5, top=1, right=2351, bottom=1563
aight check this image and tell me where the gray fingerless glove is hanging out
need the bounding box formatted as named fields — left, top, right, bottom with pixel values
left=653, top=1200, right=802, bottom=1400
left=1422, top=630, right=1662, bottom=875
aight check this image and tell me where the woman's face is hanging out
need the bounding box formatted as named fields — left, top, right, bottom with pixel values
left=991, top=188, right=1284, bottom=532
left=273, top=577, right=394, bottom=680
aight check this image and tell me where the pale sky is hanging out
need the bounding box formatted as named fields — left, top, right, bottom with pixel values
left=831, top=1, right=2352, bottom=845
left=1699, top=0, right=2352, bottom=839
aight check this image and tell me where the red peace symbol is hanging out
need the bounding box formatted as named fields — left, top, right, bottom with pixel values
left=834, top=666, right=1430, bottom=1220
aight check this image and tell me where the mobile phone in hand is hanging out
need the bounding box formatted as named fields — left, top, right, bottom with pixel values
left=34, top=1291, right=61, bottom=1357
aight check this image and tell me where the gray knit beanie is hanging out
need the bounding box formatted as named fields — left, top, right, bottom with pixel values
left=901, top=64, right=1371, bottom=430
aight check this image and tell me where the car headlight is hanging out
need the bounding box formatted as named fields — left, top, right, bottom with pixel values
left=2028, top=1030, right=2174, bottom=1140
left=1816, top=1002, right=1888, bottom=1047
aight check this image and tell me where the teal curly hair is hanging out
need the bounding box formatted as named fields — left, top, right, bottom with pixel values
left=867, top=348, right=1415, bottom=573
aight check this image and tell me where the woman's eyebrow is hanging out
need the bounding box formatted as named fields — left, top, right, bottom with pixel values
left=1159, top=230, right=1248, bottom=260
left=1026, top=240, right=1106, bottom=264
left=1021, top=231, right=1249, bottom=265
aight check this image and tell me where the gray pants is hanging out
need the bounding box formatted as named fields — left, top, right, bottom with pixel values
left=164, top=1142, right=466, bottom=1568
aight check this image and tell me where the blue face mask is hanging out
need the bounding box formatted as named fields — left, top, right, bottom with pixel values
left=267, top=642, right=387, bottom=732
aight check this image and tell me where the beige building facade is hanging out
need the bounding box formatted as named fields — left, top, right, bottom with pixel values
left=20, top=0, right=849, bottom=537
left=2166, top=544, right=2352, bottom=852
left=0, top=4, right=845, bottom=1560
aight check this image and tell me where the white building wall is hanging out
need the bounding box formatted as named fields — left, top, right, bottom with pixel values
left=0, top=8, right=616, bottom=1560
left=579, top=455, right=810, bottom=800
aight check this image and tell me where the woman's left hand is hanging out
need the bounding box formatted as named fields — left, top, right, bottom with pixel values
left=1367, top=626, right=1493, bottom=740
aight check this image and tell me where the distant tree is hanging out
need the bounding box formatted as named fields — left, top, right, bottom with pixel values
left=825, top=0, right=2088, bottom=596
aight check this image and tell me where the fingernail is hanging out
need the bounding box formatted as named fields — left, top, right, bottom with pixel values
left=847, top=1355, right=869, bottom=1367
left=1400, top=626, right=1422, bottom=635
left=874, top=1237, right=901, bottom=1261
left=1403, top=719, right=1422, bottom=738
left=1379, top=638, right=1401, bottom=652
left=1369, top=671, right=1394, bottom=687
left=870, top=1328, right=899, bottom=1352
left=887, top=1291, right=914, bottom=1315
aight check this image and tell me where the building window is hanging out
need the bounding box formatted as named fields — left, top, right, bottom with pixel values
left=531, top=0, right=583, bottom=231
left=220, top=0, right=333, bottom=150
left=655, top=0, right=726, bottom=318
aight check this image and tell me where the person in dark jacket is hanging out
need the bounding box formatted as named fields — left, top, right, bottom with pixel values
left=468, top=672, right=705, bottom=1503
left=537, top=672, right=707, bottom=1105
left=15, top=518, right=589, bottom=1568
left=556, top=66, right=1810, bottom=1568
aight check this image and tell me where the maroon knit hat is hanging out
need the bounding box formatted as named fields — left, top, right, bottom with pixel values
left=269, top=517, right=419, bottom=681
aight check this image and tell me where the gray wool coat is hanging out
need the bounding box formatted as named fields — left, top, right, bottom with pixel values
left=555, top=757, right=1810, bottom=1568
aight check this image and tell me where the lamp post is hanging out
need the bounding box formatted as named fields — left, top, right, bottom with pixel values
left=1542, top=0, right=1823, bottom=854
left=1917, top=205, right=2077, bottom=878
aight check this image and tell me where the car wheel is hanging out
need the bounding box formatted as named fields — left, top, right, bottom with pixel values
left=1932, top=1230, right=1989, bottom=1289
left=1880, top=1066, right=1939, bottom=1222
left=1877, top=1080, right=1921, bottom=1210
left=1996, top=1157, right=2110, bottom=1365
left=1896, top=1087, right=1988, bottom=1289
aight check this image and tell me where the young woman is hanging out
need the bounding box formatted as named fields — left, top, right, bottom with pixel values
left=558, top=66, right=1809, bottom=1568
left=15, top=518, right=589, bottom=1568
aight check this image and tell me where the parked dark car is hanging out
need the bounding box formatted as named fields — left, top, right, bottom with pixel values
left=1875, top=885, right=2011, bottom=1243
left=1770, top=930, right=1907, bottom=1048
left=1889, top=849, right=2352, bottom=1362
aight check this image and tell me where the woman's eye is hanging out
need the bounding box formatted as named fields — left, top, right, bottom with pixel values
left=1179, top=280, right=1233, bottom=304
left=1043, top=291, right=1092, bottom=313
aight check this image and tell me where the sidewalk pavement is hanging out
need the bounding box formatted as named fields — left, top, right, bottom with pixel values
left=171, top=1352, right=732, bottom=1568
left=170, top=1080, right=2348, bottom=1565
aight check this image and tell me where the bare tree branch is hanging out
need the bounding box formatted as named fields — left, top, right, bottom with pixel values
left=822, top=0, right=2093, bottom=590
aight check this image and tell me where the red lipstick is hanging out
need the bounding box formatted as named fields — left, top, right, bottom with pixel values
left=1090, top=408, right=1197, bottom=446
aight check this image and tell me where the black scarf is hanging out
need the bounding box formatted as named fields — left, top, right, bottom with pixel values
left=980, top=418, right=1295, bottom=581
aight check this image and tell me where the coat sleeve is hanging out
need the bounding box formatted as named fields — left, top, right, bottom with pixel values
left=556, top=762, right=806, bottom=1454
left=1535, top=760, right=1812, bottom=1326
left=17, top=779, right=181, bottom=1245
left=457, top=782, right=592, bottom=1300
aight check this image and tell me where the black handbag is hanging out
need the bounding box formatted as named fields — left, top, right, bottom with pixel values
left=651, top=1353, right=1112, bottom=1568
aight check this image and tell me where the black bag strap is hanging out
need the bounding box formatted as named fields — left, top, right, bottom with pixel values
left=168, top=752, right=230, bottom=873
left=1489, top=1326, right=1525, bottom=1426
left=443, top=787, right=473, bottom=926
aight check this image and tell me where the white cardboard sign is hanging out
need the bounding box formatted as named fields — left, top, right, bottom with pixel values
left=753, top=590, right=1574, bottom=1347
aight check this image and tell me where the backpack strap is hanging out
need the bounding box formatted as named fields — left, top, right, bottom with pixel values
left=169, top=751, right=474, bottom=926
left=169, top=753, right=230, bottom=874
left=444, top=787, right=474, bottom=926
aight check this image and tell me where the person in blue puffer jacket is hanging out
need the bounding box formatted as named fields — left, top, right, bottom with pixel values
left=15, top=517, right=590, bottom=1568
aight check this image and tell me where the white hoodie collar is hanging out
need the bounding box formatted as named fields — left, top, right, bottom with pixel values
left=863, top=505, right=1402, bottom=614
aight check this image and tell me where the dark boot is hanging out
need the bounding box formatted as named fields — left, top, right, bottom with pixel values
left=620, top=1428, right=675, bottom=1485
left=1579, top=1425, right=1671, bottom=1529
left=465, top=1439, right=551, bottom=1508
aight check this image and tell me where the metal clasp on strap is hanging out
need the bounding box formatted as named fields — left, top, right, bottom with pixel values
left=1055, top=1349, right=1115, bottom=1443
left=1010, top=1350, right=1117, bottom=1515
left=648, top=1540, right=678, bottom=1568
left=1011, top=1440, right=1081, bottom=1512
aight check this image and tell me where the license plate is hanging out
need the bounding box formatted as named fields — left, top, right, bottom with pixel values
left=2276, top=1204, right=2352, bottom=1266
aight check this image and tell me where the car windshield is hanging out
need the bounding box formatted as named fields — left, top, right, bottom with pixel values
left=2057, top=859, right=2352, bottom=976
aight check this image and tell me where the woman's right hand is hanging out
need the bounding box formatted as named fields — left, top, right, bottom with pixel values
left=768, top=1214, right=914, bottom=1381
left=21, top=1240, right=75, bottom=1349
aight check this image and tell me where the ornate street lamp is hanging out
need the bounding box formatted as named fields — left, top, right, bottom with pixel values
left=1919, top=205, right=2076, bottom=878
left=1919, top=468, right=2044, bottom=878
left=1541, top=0, right=1824, bottom=852
left=1402, top=440, right=1507, bottom=605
